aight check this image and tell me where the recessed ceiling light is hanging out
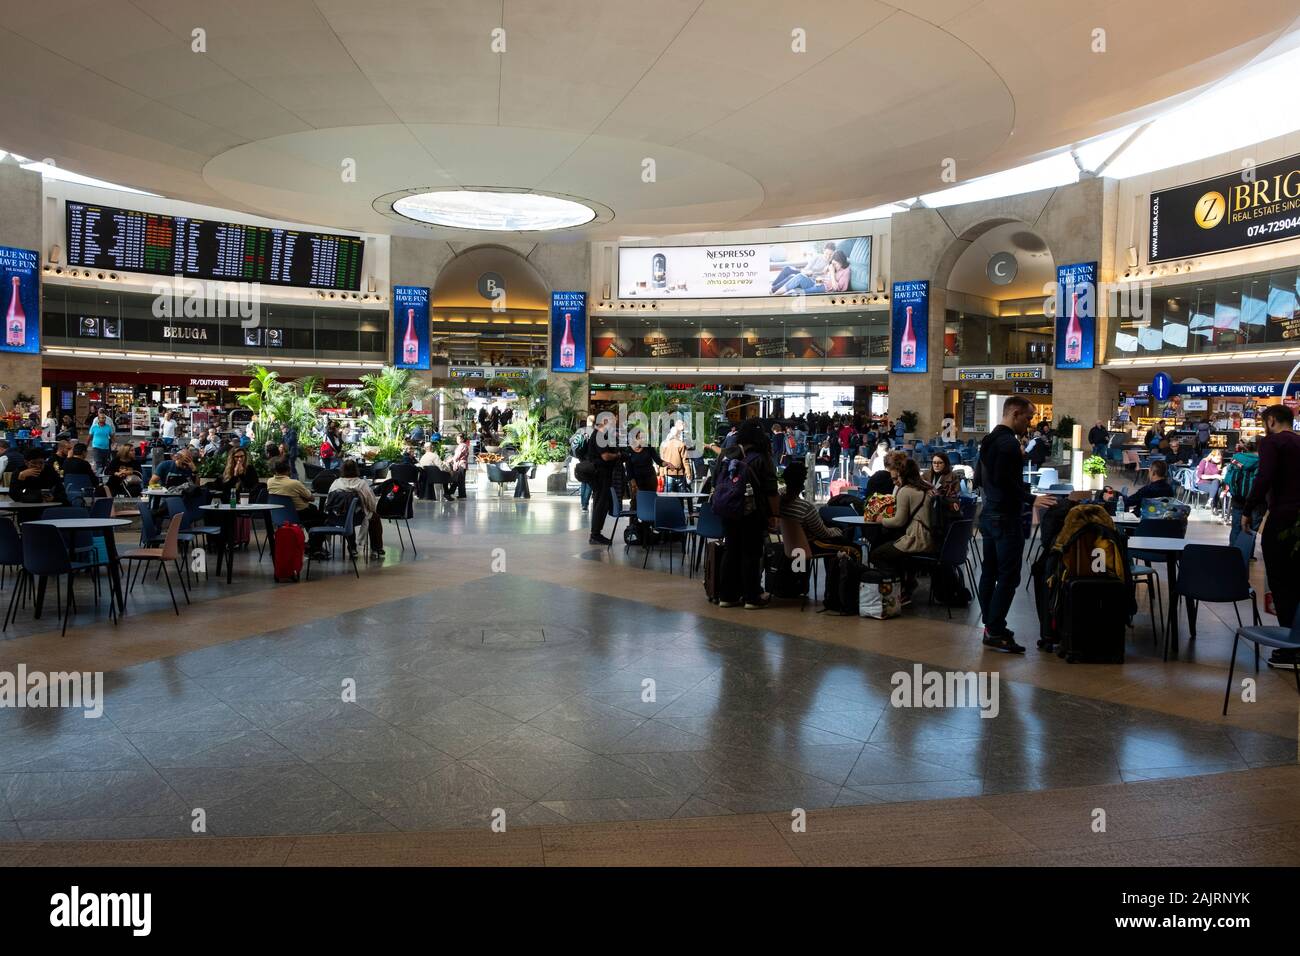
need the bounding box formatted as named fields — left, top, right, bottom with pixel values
left=391, top=189, right=597, bottom=231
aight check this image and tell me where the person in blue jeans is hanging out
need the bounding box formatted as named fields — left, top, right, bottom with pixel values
left=974, top=396, right=1037, bottom=653
left=87, top=411, right=115, bottom=475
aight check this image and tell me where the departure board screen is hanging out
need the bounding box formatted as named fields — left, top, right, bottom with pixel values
left=65, top=201, right=365, bottom=291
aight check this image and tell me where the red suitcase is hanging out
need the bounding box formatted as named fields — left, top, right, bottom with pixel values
left=273, top=523, right=305, bottom=582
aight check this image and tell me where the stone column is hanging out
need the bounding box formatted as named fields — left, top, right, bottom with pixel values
left=0, top=164, right=44, bottom=407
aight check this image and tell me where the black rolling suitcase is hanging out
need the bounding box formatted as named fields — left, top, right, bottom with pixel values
left=1056, top=577, right=1129, bottom=664
left=703, top=541, right=725, bottom=604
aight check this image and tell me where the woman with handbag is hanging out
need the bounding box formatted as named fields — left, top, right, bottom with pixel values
left=868, top=452, right=937, bottom=604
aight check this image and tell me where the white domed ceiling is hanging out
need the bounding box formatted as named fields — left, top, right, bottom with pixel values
left=3, top=0, right=1298, bottom=239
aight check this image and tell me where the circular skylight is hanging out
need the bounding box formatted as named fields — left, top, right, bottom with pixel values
left=391, top=189, right=597, bottom=231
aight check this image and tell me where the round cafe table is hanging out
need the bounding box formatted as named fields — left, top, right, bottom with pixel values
left=199, top=503, right=281, bottom=584
left=24, top=517, right=131, bottom=621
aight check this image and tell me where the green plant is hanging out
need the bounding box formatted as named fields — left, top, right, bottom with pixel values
left=196, top=449, right=272, bottom=480
left=343, top=366, right=432, bottom=450
left=237, top=366, right=329, bottom=446
left=897, top=409, right=919, bottom=433
left=503, top=409, right=568, bottom=466
left=1055, top=415, right=1077, bottom=438
left=1083, top=454, right=1108, bottom=476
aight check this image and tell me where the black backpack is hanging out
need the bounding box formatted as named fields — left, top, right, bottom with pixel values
left=827, top=493, right=865, bottom=514
left=764, top=539, right=809, bottom=601
left=323, top=487, right=360, bottom=525
left=373, top=479, right=409, bottom=519
left=822, top=551, right=864, bottom=616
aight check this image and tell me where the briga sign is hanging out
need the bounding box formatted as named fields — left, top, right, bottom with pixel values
left=1149, top=151, right=1300, bottom=262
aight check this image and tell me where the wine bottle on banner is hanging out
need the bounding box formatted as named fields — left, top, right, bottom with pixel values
left=402, top=308, right=419, bottom=365
left=559, top=312, right=576, bottom=368
left=899, top=305, right=917, bottom=368
left=5, top=276, right=25, bottom=348
left=1064, top=291, right=1083, bottom=364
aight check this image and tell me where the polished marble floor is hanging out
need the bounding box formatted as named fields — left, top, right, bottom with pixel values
left=1, top=527, right=1294, bottom=842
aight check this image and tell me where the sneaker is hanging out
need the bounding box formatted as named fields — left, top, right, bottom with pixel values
left=743, top=597, right=770, bottom=610
left=718, top=600, right=742, bottom=608
left=588, top=534, right=612, bottom=546
left=982, top=629, right=1025, bottom=654
left=1267, top=651, right=1298, bottom=671
left=373, top=548, right=386, bottom=557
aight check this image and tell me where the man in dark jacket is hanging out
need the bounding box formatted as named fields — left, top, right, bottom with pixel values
left=1242, top=404, right=1300, bottom=669
left=712, top=419, right=780, bottom=609
left=1123, top=459, right=1176, bottom=512
left=975, top=395, right=1036, bottom=653
left=1088, top=421, right=1108, bottom=457
left=585, top=415, right=624, bottom=545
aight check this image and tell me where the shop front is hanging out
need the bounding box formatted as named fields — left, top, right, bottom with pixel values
left=947, top=365, right=1053, bottom=436
left=1120, top=380, right=1300, bottom=450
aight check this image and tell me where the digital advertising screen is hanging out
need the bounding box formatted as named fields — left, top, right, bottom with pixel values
left=0, top=245, right=40, bottom=355
left=890, top=280, right=929, bottom=374
left=392, top=285, right=430, bottom=370
left=618, top=235, right=871, bottom=299
left=65, top=200, right=365, bottom=291
left=551, top=291, right=587, bottom=373
left=1055, top=261, right=1097, bottom=370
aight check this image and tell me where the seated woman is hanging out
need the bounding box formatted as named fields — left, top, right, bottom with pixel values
left=327, top=459, right=384, bottom=558
left=778, top=462, right=852, bottom=552
left=926, top=453, right=962, bottom=499
left=105, top=458, right=142, bottom=498
left=1194, top=447, right=1225, bottom=508
left=209, top=446, right=262, bottom=498
left=868, top=452, right=937, bottom=601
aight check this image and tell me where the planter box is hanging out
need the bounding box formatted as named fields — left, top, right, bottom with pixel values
left=534, top=461, right=568, bottom=493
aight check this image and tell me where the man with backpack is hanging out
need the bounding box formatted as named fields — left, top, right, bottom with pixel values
left=1225, top=440, right=1261, bottom=551
left=1241, top=405, right=1300, bottom=670
left=975, top=395, right=1036, bottom=653
left=710, top=419, right=780, bottom=609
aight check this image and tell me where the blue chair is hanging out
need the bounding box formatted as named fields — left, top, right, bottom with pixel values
left=62, top=474, right=95, bottom=506
left=685, top=502, right=723, bottom=577
left=7, top=523, right=77, bottom=635
left=908, top=519, right=975, bottom=620
left=634, top=490, right=658, bottom=551
left=1129, top=516, right=1186, bottom=655
left=1225, top=616, right=1300, bottom=715
left=606, top=489, right=635, bottom=551
left=0, top=518, right=22, bottom=596
left=1178, top=544, right=1259, bottom=663
left=644, top=496, right=691, bottom=573
left=89, top=498, right=114, bottom=519
left=306, top=498, right=359, bottom=579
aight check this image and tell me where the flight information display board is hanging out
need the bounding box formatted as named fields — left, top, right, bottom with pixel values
left=65, top=201, right=365, bottom=291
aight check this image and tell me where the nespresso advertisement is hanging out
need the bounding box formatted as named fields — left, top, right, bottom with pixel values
left=1149, top=151, right=1300, bottom=262
left=890, top=280, right=929, bottom=373
left=393, top=285, right=430, bottom=370
left=0, top=245, right=40, bottom=354
left=742, top=332, right=792, bottom=359
left=699, top=332, right=742, bottom=359
left=551, top=291, right=587, bottom=373
left=1055, top=261, right=1097, bottom=370
left=618, top=236, right=871, bottom=299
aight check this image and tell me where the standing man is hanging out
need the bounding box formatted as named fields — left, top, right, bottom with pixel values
left=714, top=419, right=780, bottom=610
left=160, top=410, right=177, bottom=449
left=87, top=410, right=115, bottom=475
left=584, top=415, right=624, bottom=545
left=1088, top=420, right=1109, bottom=458
left=281, top=422, right=300, bottom=480
left=1241, top=404, right=1300, bottom=670
left=975, top=395, right=1037, bottom=653
left=572, top=414, right=596, bottom=512
left=660, top=419, right=690, bottom=493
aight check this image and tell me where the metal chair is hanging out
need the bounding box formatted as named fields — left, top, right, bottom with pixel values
left=306, top=498, right=359, bottom=579
left=1178, top=544, right=1260, bottom=663
left=606, top=489, right=635, bottom=551
left=6, top=523, right=77, bottom=635
left=685, top=502, right=723, bottom=577
left=1225, top=615, right=1300, bottom=715
left=908, top=519, right=975, bottom=619
left=644, top=496, right=690, bottom=573
left=121, top=514, right=189, bottom=615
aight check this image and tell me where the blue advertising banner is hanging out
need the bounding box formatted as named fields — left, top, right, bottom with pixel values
left=393, top=285, right=430, bottom=370
left=890, top=281, right=928, bottom=374
left=551, top=291, right=587, bottom=374
left=1055, top=261, right=1097, bottom=370
left=0, top=245, right=40, bottom=354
